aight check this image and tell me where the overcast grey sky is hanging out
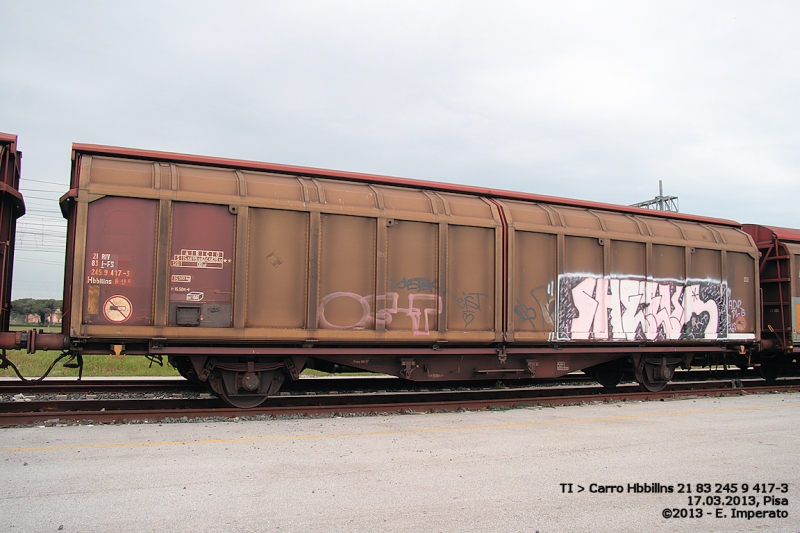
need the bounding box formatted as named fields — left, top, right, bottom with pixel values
left=1, top=1, right=798, bottom=299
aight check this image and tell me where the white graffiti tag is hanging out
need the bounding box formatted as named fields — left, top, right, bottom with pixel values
left=558, top=276, right=727, bottom=341
left=318, top=292, right=443, bottom=335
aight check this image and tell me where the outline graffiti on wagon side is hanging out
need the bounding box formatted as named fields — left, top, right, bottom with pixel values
left=556, top=274, right=746, bottom=341
left=318, top=292, right=443, bottom=335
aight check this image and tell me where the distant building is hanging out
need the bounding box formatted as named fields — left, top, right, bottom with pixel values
left=20, top=309, right=62, bottom=325
left=47, top=308, right=63, bottom=325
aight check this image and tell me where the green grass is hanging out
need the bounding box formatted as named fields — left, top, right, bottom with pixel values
left=2, top=327, right=380, bottom=378
left=0, top=350, right=378, bottom=379
left=0, top=350, right=181, bottom=378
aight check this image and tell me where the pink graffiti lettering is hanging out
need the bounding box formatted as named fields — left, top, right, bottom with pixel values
left=560, top=276, right=724, bottom=341
left=317, top=292, right=372, bottom=330
left=318, top=292, right=443, bottom=335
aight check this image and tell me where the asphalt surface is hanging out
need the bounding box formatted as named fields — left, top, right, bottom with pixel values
left=1, top=392, right=798, bottom=533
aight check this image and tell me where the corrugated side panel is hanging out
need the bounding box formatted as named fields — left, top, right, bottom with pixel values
left=447, top=225, right=495, bottom=332
left=246, top=208, right=309, bottom=328
left=511, top=232, right=556, bottom=340
left=317, top=214, right=377, bottom=331
left=726, top=251, right=757, bottom=337
left=168, top=203, right=235, bottom=328
left=385, top=220, right=440, bottom=336
left=82, top=197, right=157, bottom=325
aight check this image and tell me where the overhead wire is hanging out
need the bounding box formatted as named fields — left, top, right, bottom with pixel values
left=19, top=178, right=69, bottom=186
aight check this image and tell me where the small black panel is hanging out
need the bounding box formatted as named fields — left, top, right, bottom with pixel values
left=176, top=306, right=201, bottom=326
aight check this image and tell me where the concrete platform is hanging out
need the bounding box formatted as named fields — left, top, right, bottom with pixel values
left=1, top=392, right=797, bottom=532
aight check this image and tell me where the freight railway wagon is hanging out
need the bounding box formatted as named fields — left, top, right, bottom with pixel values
left=0, top=140, right=766, bottom=407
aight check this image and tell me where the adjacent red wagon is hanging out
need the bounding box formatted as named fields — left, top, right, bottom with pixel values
left=0, top=134, right=25, bottom=332
left=742, top=224, right=800, bottom=378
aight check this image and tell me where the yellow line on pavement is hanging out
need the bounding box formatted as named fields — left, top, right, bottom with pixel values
left=1, top=402, right=797, bottom=454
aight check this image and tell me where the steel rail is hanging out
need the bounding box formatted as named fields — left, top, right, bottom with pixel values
left=0, top=378, right=203, bottom=395
left=1, top=378, right=796, bottom=427
left=0, top=375, right=596, bottom=396
left=0, top=368, right=778, bottom=396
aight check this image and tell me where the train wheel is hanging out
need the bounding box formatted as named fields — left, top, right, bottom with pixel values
left=758, top=363, right=781, bottom=383
left=592, top=363, right=624, bottom=389
left=218, top=387, right=270, bottom=409
left=633, top=360, right=673, bottom=393
left=209, top=368, right=284, bottom=409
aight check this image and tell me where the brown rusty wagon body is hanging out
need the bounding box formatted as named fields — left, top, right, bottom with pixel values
left=40, top=143, right=758, bottom=404
left=0, top=135, right=773, bottom=406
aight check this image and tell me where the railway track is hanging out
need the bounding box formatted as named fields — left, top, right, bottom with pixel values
left=0, top=367, right=774, bottom=396
left=0, top=377, right=204, bottom=396
left=1, top=376, right=796, bottom=427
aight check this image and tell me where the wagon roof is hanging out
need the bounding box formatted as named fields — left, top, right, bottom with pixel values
left=72, top=142, right=742, bottom=228
left=743, top=224, right=800, bottom=244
